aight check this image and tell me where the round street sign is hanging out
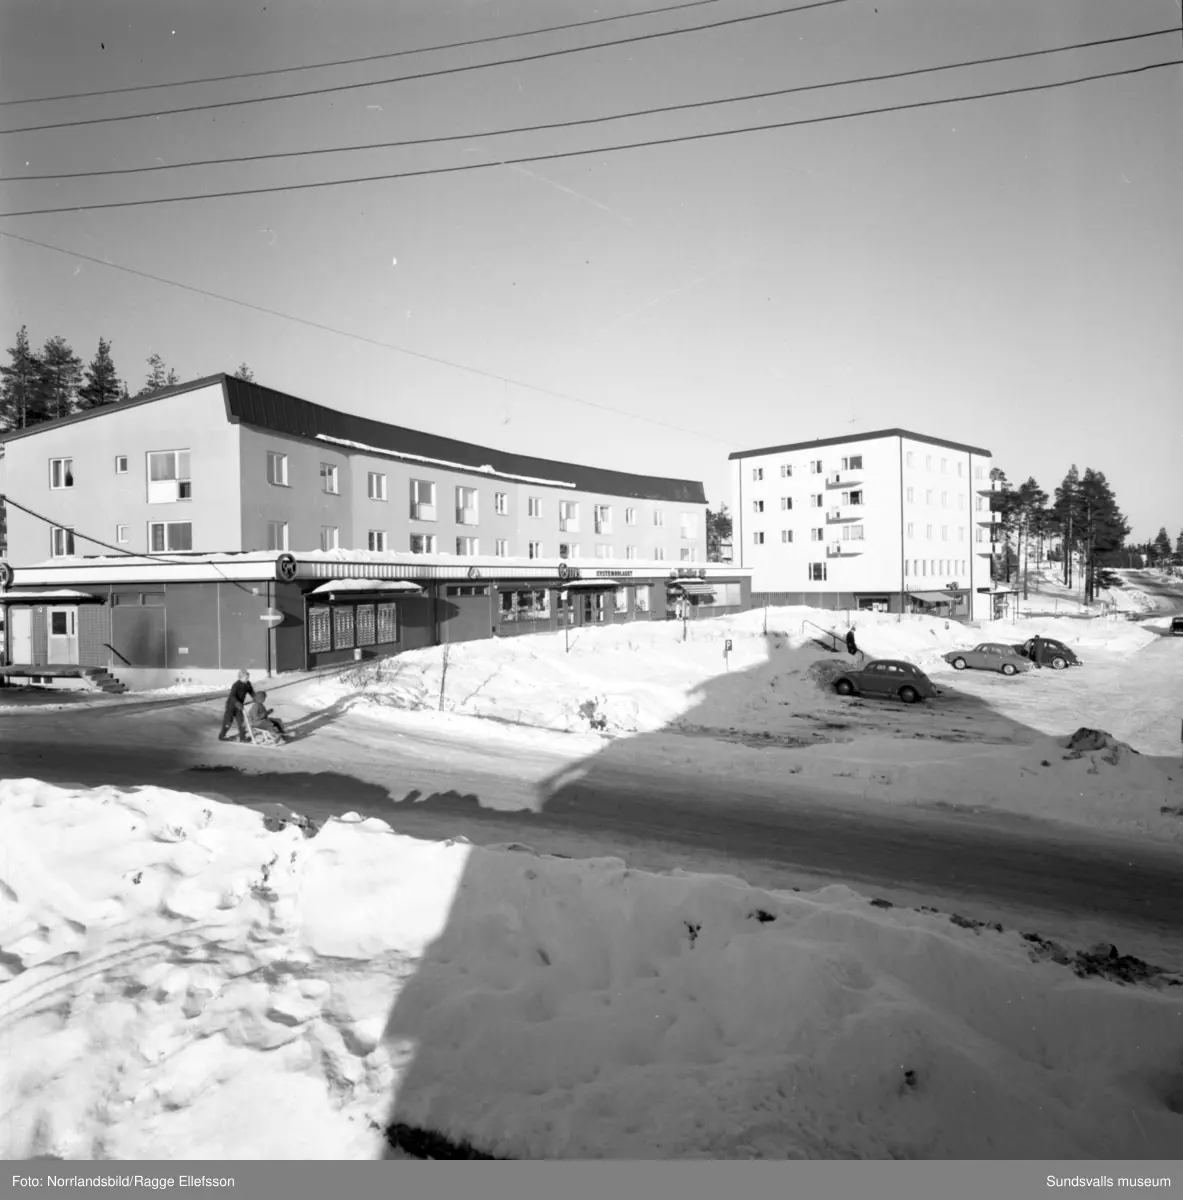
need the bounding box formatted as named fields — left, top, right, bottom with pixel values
left=276, top=553, right=298, bottom=582
left=467, top=566, right=482, bottom=580
left=0, top=561, right=13, bottom=590
left=558, top=561, right=570, bottom=581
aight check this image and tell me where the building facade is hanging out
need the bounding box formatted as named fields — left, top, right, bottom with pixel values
left=0, top=374, right=710, bottom=567
left=729, top=430, right=999, bottom=621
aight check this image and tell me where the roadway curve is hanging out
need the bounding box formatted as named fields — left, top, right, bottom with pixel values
left=3, top=698, right=1182, bottom=969
left=1119, top=569, right=1183, bottom=615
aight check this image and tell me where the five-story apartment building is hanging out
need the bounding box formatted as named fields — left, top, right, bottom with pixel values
left=729, top=429, right=997, bottom=620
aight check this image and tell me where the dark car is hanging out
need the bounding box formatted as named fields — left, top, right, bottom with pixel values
left=1171, top=617, right=1183, bottom=637
left=832, top=659, right=940, bottom=704
left=1011, top=638, right=1081, bottom=669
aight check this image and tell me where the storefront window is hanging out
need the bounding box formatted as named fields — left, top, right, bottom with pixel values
left=499, top=589, right=551, bottom=622
left=377, top=603, right=399, bottom=643
left=613, top=587, right=628, bottom=615
left=332, top=607, right=355, bottom=650
left=635, top=587, right=650, bottom=613
left=356, top=604, right=376, bottom=646
left=556, top=591, right=575, bottom=625
left=308, top=606, right=332, bottom=653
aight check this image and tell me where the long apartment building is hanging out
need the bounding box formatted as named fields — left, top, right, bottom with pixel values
left=0, top=374, right=709, bottom=565
left=729, top=429, right=999, bottom=620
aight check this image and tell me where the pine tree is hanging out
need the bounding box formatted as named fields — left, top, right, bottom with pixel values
left=165, top=368, right=180, bottom=386
left=1014, top=477, right=1049, bottom=600
left=140, top=354, right=170, bottom=395
left=39, top=335, right=84, bottom=420
left=1151, top=527, right=1172, bottom=565
left=0, top=325, right=49, bottom=430
left=1051, top=465, right=1083, bottom=589
left=233, top=362, right=255, bottom=382
left=988, top=468, right=1020, bottom=584
left=706, top=505, right=733, bottom=562
left=1076, top=469, right=1129, bottom=603
left=77, top=337, right=123, bottom=409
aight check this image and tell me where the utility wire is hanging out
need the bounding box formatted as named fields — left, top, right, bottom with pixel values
left=4, top=27, right=1172, bottom=183
left=0, top=493, right=256, bottom=590
left=1, top=58, right=1177, bottom=219
left=0, top=0, right=722, bottom=107
left=0, top=230, right=736, bottom=447
left=0, top=1, right=847, bottom=136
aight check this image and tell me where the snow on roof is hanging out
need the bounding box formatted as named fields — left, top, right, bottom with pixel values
left=315, top=434, right=577, bottom=488
left=309, top=579, right=423, bottom=594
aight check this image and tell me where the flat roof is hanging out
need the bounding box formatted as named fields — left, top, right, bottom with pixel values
left=728, top=428, right=992, bottom=460
left=1, top=373, right=708, bottom=505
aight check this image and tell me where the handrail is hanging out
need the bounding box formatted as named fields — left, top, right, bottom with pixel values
left=800, top=619, right=844, bottom=650
left=103, top=643, right=131, bottom=666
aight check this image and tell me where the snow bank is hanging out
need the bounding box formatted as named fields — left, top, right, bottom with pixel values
left=2, top=780, right=1181, bottom=1161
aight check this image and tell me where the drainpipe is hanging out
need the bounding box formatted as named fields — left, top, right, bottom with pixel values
left=898, top=438, right=906, bottom=614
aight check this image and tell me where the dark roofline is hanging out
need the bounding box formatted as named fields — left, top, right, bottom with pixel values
left=2, top=373, right=707, bottom=504
left=728, top=428, right=992, bottom=460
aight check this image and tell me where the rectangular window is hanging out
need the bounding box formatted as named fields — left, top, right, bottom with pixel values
left=147, top=450, right=191, bottom=503
left=149, top=521, right=192, bottom=552
left=499, top=589, right=551, bottom=623
left=376, top=602, right=399, bottom=644
left=367, top=472, right=387, bottom=501
left=941, top=526, right=948, bottom=541
left=51, top=526, right=75, bottom=557
left=320, top=463, right=340, bottom=495
left=494, top=491, right=508, bottom=515
left=409, top=533, right=437, bottom=554
left=679, top=547, right=693, bottom=562
left=528, top=496, right=542, bottom=519
left=926, top=456, right=933, bottom=470
left=780, top=497, right=793, bottom=510
left=808, top=562, right=827, bottom=581
left=926, top=525, right=933, bottom=539
left=906, top=452, right=915, bottom=467
left=811, top=494, right=823, bottom=508
left=810, top=460, right=823, bottom=474
left=957, top=461, right=964, bottom=478
left=975, top=465, right=984, bottom=480
left=356, top=604, right=377, bottom=647
left=844, top=525, right=864, bottom=540
left=332, top=606, right=355, bottom=650
left=925, top=490, right=933, bottom=505
left=308, top=606, right=332, bottom=653
left=753, top=532, right=765, bottom=545
left=116, top=524, right=130, bottom=545
left=495, top=539, right=508, bottom=557
left=841, top=455, right=863, bottom=470
left=941, top=492, right=948, bottom=508
left=456, top=536, right=478, bottom=556
left=558, top=542, right=572, bottom=559
left=594, top=505, right=613, bottom=535
left=752, top=467, right=764, bottom=481
left=410, top=479, right=436, bottom=520
left=625, top=545, right=636, bottom=560
left=904, top=560, right=909, bottom=576
left=679, top=513, right=697, bottom=540
left=559, top=500, right=580, bottom=532
left=528, top=541, right=542, bottom=559
left=654, top=546, right=666, bottom=561
left=811, top=527, right=824, bottom=541
left=941, top=458, right=948, bottom=474
left=780, top=463, right=793, bottom=478
left=781, top=529, right=793, bottom=543
left=115, top=456, right=129, bottom=474
left=752, top=500, right=764, bottom=513
left=595, top=544, right=611, bottom=560
left=625, top=507, right=637, bottom=526
left=906, top=487, right=914, bottom=502
left=267, top=521, right=288, bottom=551
left=906, top=523, right=914, bottom=538
left=368, top=530, right=387, bottom=552
left=266, top=452, right=288, bottom=486
left=456, top=486, right=479, bottom=525
left=613, top=588, right=628, bottom=615
left=653, top=510, right=665, bottom=527
left=49, top=458, right=75, bottom=489
left=635, top=586, right=649, bottom=611
left=320, top=526, right=339, bottom=551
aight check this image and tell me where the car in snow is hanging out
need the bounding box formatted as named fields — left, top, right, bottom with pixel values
left=942, top=643, right=1032, bottom=676
left=1171, top=616, right=1183, bottom=637
left=1010, top=637, right=1081, bottom=669
left=831, top=659, right=940, bottom=704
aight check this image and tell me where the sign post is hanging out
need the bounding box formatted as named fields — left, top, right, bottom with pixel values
left=724, top=638, right=732, bottom=671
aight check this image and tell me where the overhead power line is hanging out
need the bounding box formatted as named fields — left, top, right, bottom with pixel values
left=3, top=27, right=1172, bottom=183
left=0, top=0, right=722, bottom=107
left=0, top=230, right=735, bottom=447
left=0, top=1, right=847, bottom=136
left=1, top=58, right=1177, bottom=219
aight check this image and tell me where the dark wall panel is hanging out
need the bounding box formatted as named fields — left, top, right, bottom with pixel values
left=164, top=583, right=220, bottom=669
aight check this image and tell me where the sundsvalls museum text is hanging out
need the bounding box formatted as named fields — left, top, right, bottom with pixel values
left=11, top=1178, right=234, bottom=1190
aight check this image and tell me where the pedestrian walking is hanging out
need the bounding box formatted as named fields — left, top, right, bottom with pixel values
left=218, top=669, right=255, bottom=741
left=845, top=628, right=858, bottom=657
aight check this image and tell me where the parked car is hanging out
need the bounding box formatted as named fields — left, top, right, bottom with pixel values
left=832, top=659, right=940, bottom=704
left=1171, top=616, right=1183, bottom=637
left=942, top=642, right=1032, bottom=676
left=1011, top=637, right=1081, bottom=669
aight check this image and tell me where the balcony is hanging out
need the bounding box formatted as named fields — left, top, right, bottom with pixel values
left=826, top=506, right=861, bottom=523
left=825, top=471, right=861, bottom=489
left=827, top=540, right=864, bottom=557
left=975, top=511, right=1000, bottom=525
left=410, top=502, right=436, bottom=522
left=976, top=479, right=999, bottom=495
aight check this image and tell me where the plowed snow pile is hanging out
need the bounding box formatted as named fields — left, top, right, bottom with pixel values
left=3, top=779, right=1181, bottom=1161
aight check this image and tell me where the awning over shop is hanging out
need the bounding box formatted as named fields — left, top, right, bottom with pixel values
left=0, top=589, right=103, bottom=602
left=669, top=581, right=717, bottom=596
left=309, top=579, right=423, bottom=600
left=908, top=590, right=954, bottom=604
left=562, top=578, right=632, bottom=590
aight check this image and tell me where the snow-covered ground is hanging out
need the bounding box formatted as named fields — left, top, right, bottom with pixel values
left=284, top=603, right=1183, bottom=842
left=3, top=778, right=1181, bottom=1161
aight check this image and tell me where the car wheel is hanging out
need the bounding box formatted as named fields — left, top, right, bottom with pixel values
left=834, top=679, right=854, bottom=696
left=951, top=657, right=967, bottom=670
left=898, top=686, right=920, bottom=704
left=1001, top=663, right=1017, bottom=676
left=1050, top=656, right=1067, bottom=670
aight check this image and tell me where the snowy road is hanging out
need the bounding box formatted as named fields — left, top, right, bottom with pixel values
left=3, top=699, right=1182, bottom=968
left=1119, top=569, right=1183, bottom=614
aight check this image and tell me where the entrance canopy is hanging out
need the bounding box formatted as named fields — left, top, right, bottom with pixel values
left=562, top=578, right=631, bottom=590
left=309, top=579, right=423, bottom=600
left=0, top=589, right=103, bottom=602
left=669, top=581, right=717, bottom=596
left=909, top=590, right=954, bottom=604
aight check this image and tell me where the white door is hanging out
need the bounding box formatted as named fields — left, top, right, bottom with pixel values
left=9, top=607, right=33, bottom=664
left=47, top=606, right=79, bottom=665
